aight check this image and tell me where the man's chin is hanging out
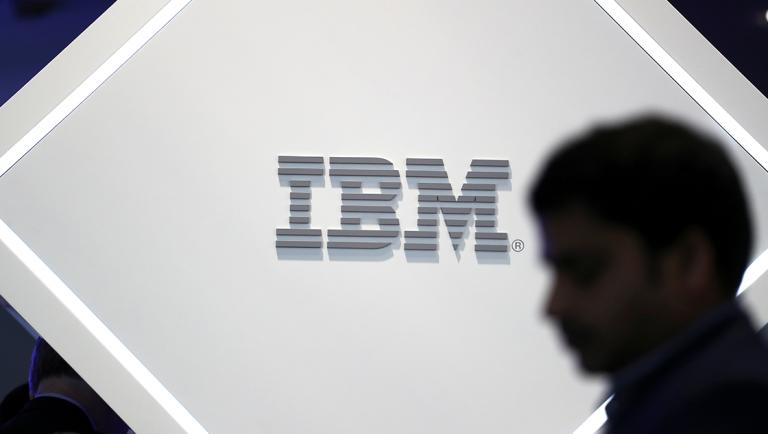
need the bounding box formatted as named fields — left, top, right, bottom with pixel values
left=578, top=358, right=604, bottom=374
left=573, top=349, right=611, bottom=374
left=577, top=351, right=630, bottom=375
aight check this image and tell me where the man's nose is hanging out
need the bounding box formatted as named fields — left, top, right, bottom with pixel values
left=544, top=275, right=569, bottom=319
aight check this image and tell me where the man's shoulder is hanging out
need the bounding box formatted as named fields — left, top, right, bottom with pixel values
left=654, top=380, right=768, bottom=434
left=658, top=307, right=768, bottom=403
left=680, top=308, right=768, bottom=384
left=608, top=306, right=768, bottom=434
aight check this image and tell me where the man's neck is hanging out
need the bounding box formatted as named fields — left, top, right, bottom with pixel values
left=610, top=300, right=740, bottom=390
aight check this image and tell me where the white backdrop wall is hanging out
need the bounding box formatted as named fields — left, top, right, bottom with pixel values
left=0, top=1, right=767, bottom=433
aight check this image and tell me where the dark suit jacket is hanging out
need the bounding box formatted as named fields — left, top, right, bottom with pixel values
left=0, top=396, right=97, bottom=434
left=605, top=302, right=768, bottom=434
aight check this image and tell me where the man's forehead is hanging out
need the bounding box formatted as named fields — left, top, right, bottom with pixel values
left=539, top=206, right=621, bottom=262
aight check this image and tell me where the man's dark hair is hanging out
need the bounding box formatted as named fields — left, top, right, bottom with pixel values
left=530, top=115, right=752, bottom=296
left=28, top=338, right=82, bottom=396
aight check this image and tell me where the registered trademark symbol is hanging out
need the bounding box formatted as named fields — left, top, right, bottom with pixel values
left=511, top=239, right=525, bottom=252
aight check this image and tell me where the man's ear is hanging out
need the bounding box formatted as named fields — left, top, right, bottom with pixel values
left=663, top=228, right=721, bottom=307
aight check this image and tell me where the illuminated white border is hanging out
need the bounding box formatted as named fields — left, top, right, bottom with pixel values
left=593, top=0, right=768, bottom=174
left=573, top=397, right=611, bottom=434
left=0, top=0, right=206, bottom=432
left=0, top=218, right=206, bottom=433
left=573, top=1, right=768, bottom=432
left=0, top=0, right=765, bottom=432
left=0, top=0, right=193, bottom=177
left=739, top=248, right=768, bottom=296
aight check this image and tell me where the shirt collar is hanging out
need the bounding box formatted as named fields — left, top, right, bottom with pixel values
left=609, top=300, right=742, bottom=393
left=604, top=301, right=744, bottom=421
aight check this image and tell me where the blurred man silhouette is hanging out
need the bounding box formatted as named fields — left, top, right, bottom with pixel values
left=529, top=116, right=768, bottom=434
left=0, top=337, right=129, bottom=434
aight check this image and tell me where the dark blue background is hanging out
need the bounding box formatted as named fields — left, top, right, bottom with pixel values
left=0, top=0, right=114, bottom=105
left=669, top=0, right=768, bottom=98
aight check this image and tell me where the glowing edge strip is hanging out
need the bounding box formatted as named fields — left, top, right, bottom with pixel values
left=0, top=0, right=191, bottom=177
left=738, top=248, right=768, bottom=296
left=573, top=397, right=611, bottom=434
left=0, top=0, right=206, bottom=432
left=0, top=0, right=764, bottom=431
left=0, top=219, right=206, bottom=433
left=597, top=0, right=768, bottom=173
left=573, top=1, right=768, bottom=432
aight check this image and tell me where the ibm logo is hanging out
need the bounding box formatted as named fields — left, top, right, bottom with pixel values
left=276, top=156, right=518, bottom=256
